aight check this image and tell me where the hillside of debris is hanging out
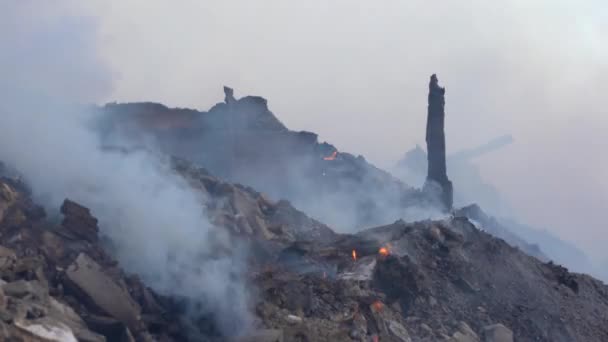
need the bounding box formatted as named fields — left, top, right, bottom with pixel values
left=396, top=143, right=599, bottom=280
left=3, top=158, right=608, bottom=341
left=98, top=89, right=436, bottom=231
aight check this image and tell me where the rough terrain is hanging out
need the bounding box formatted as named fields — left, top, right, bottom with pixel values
left=2, top=80, right=608, bottom=342
left=2, top=153, right=608, bottom=341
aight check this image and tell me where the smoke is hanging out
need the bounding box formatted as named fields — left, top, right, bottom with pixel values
left=80, top=0, right=607, bottom=269
left=0, top=1, right=250, bottom=336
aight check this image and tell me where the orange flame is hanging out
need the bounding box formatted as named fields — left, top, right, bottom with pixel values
left=352, top=249, right=357, bottom=261
left=371, top=300, right=384, bottom=313
left=323, top=151, right=338, bottom=161
left=378, top=246, right=390, bottom=257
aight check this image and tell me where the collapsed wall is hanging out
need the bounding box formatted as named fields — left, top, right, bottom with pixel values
left=424, top=74, right=453, bottom=211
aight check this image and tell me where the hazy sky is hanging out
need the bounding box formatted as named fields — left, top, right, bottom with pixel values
left=45, top=1, right=608, bottom=259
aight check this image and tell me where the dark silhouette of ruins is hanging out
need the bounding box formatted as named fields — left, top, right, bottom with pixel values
left=425, top=74, right=453, bottom=210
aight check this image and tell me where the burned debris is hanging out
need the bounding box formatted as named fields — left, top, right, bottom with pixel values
left=1, top=74, right=607, bottom=342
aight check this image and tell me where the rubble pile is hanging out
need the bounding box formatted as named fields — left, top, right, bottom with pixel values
left=0, top=177, right=188, bottom=341
left=98, top=89, right=430, bottom=230
left=2, top=156, right=608, bottom=341
left=171, top=158, right=608, bottom=341
left=2, top=75, right=608, bottom=341
left=249, top=218, right=608, bottom=341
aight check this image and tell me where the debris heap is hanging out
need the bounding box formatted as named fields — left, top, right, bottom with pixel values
left=2, top=155, right=608, bottom=341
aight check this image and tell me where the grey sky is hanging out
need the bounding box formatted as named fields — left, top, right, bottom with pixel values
left=55, top=1, right=608, bottom=259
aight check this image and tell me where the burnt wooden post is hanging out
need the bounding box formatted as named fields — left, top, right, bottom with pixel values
left=425, top=74, right=453, bottom=210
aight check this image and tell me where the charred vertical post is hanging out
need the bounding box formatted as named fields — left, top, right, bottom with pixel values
left=224, top=86, right=236, bottom=180
left=425, top=74, right=453, bottom=210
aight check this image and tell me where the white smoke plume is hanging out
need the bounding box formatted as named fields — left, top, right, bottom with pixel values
left=0, top=1, right=250, bottom=336
left=80, top=0, right=607, bottom=271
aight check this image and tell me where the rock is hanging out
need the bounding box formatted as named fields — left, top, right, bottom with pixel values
left=420, top=323, right=433, bottom=335
left=482, top=324, right=513, bottom=342
left=234, top=329, right=283, bottom=342
left=387, top=320, right=412, bottom=342
left=0, top=182, right=18, bottom=223
left=64, top=253, right=142, bottom=333
left=48, top=298, right=106, bottom=342
left=452, top=322, right=480, bottom=342
left=84, top=314, right=135, bottom=342
left=2, top=280, right=48, bottom=300
left=60, top=199, right=99, bottom=242
left=285, top=314, right=303, bottom=324
left=0, top=245, right=16, bottom=269
left=15, top=318, right=78, bottom=342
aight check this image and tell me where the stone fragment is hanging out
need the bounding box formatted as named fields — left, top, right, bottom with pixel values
left=387, top=320, right=412, bottom=342
left=60, top=199, right=99, bottom=242
left=482, top=324, right=514, bottom=342
left=64, top=253, right=142, bottom=333
left=451, top=322, right=480, bottom=342
left=15, top=318, right=78, bottom=342
left=285, top=314, right=303, bottom=324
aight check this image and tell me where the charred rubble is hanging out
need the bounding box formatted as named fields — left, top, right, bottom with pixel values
left=2, top=155, right=608, bottom=341
left=97, top=88, right=432, bottom=231
left=1, top=75, right=608, bottom=341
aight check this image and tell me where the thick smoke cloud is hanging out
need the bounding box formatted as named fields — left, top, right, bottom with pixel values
left=0, top=1, right=250, bottom=336
left=83, top=0, right=607, bottom=268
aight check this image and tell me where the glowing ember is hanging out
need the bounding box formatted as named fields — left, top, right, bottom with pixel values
left=352, top=249, right=357, bottom=261
left=372, top=300, right=384, bottom=313
left=323, top=151, right=338, bottom=160
left=378, top=246, right=390, bottom=257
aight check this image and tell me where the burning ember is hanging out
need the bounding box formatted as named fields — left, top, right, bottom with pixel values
left=323, top=151, right=338, bottom=161
left=378, top=246, right=390, bottom=257
left=371, top=300, right=384, bottom=313
left=352, top=249, right=357, bottom=261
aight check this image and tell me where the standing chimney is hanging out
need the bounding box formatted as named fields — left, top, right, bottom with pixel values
left=424, top=74, right=453, bottom=210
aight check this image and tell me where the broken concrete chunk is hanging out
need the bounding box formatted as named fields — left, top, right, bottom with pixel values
left=15, top=318, right=78, bottom=342
left=64, top=253, right=141, bottom=332
left=48, top=297, right=106, bottom=342
left=482, top=324, right=513, bottom=342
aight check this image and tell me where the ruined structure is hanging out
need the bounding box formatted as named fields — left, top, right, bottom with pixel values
left=223, top=86, right=236, bottom=104
left=425, top=74, right=453, bottom=210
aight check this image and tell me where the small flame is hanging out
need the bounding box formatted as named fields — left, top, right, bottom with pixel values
left=378, top=246, right=390, bottom=257
left=323, top=151, right=338, bottom=161
left=371, top=300, right=384, bottom=313
left=352, top=249, right=357, bottom=261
